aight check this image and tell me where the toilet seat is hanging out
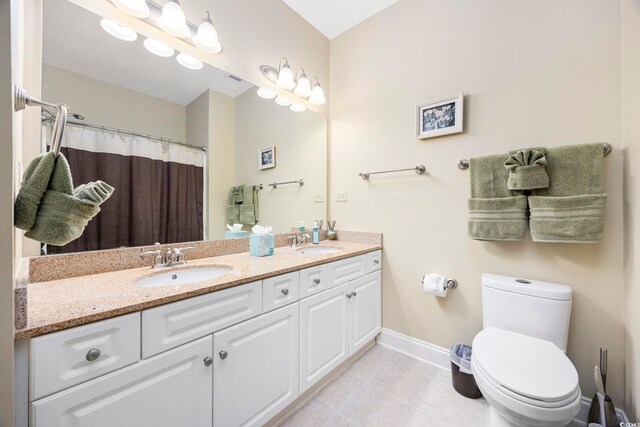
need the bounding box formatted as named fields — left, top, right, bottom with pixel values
left=472, top=328, right=580, bottom=407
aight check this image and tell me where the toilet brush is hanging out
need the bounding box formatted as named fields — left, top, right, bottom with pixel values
left=588, top=348, right=618, bottom=426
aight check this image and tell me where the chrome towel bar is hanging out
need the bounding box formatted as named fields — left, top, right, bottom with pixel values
left=457, top=143, right=612, bottom=170
left=359, top=165, right=426, bottom=181
left=269, top=180, right=304, bottom=189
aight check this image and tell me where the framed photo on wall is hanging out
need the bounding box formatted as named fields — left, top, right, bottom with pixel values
left=259, top=145, right=276, bottom=170
left=416, top=93, right=464, bottom=139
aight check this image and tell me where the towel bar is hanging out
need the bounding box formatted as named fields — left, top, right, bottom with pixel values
left=268, top=180, right=304, bottom=189
left=457, top=143, right=612, bottom=170
left=359, top=165, right=426, bottom=180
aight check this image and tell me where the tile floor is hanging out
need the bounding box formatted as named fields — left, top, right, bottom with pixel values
left=278, top=344, right=490, bottom=427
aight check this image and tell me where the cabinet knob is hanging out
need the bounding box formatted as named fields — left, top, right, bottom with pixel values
left=204, top=357, right=213, bottom=367
left=281, top=288, right=290, bottom=296
left=313, top=278, right=321, bottom=285
left=373, top=259, right=380, bottom=265
left=346, top=293, right=352, bottom=299
left=219, top=350, right=228, bottom=360
left=86, top=348, right=101, bottom=362
left=352, top=291, right=357, bottom=297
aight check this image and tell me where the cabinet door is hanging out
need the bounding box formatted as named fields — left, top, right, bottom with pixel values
left=213, top=303, right=299, bottom=427
left=31, top=336, right=213, bottom=427
left=299, top=283, right=349, bottom=393
left=349, top=271, right=382, bottom=354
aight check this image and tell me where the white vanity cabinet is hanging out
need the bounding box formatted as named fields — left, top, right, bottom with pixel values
left=348, top=270, right=382, bottom=354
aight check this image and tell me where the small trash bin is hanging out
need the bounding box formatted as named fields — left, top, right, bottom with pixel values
left=450, top=344, right=483, bottom=399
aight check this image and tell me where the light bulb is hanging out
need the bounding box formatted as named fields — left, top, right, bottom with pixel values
left=308, top=80, right=326, bottom=105
left=158, top=0, right=190, bottom=38
left=275, top=96, right=292, bottom=106
left=110, top=0, right=150, bottom=18
left=143, top=38, right=174, bottom=57
left=290, top=103, right=306, bottom=112
left=294, top=75, right=311, bottom=98
left=194, top=11, right=222, bottom=54
left=100, top=18, right=137, bottom=41
left=176, top=52, right=203, bottom=70
left=257, top=88, right=276, bottom=99
left=276, top=59, right=295, bottom=90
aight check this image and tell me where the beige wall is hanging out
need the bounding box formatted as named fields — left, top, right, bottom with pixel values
left=235, top=90, right=327, bottom=234
left=623, top=0, right=640, bottom=420
left=330, top=0, right=625, bottom=405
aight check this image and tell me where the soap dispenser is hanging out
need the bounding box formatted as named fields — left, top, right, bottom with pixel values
left=312, top=221, right=320, bottom=244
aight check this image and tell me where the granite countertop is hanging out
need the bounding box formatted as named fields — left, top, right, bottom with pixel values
left=15, top=241, right=382, bottom=340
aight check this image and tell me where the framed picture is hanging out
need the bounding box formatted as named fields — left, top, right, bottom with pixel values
left=416, top=93, right=464, bottom=139
left=259, top=145, right=276, bottom=170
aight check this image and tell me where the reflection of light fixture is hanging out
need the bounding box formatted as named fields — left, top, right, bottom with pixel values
left=257, top=88, right=276, bottom=99
left=275, top=96, right=292, bottom=106
left=293, top=68, right=311, bottom=98
left=194, top=11, right=222, bottom=54
left=290, top=103, right=306, bottom=112
left=276, top=58, right=295, bottom=90
left=176, top=52, right=203, bottom=70
left=308, top=78, right=326, bottom=105
left=110, top=0, right=150, bottom=18
left=143, top=38, right=175, bottom=57
left=158, top=0, right=190, bottom=38
left=100, top=18, right=137, bottom=41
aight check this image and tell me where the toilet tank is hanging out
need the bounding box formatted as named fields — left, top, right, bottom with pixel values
left=481, top=273, right=573, bottom=352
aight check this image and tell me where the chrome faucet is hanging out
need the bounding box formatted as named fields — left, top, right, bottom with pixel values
left=141, top=243, right=195, bottom=268
left=288, top=233, right=311, bottom=249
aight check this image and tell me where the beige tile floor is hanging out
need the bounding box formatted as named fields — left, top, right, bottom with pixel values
left=279, top=344, right=490, bottom=427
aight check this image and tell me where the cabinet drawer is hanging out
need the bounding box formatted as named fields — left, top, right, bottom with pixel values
left=263, top=272, right=300, bottom=313
left=299, top=265, right=330, bottom=298
left=328, top=255, right=367, bottom=287
left=142, top=281, right=262, bottom=358
left=366, top=250, right=382, bottom=273
left=30, top=313, right=140, bottom=400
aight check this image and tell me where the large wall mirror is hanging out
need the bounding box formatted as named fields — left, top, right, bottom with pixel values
left=36, top=0, right=327, bottom=255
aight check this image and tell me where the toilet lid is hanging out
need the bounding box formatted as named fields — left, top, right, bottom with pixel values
left=472, top=328, right=579, bottom=403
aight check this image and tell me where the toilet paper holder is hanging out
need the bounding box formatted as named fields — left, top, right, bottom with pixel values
left=445, top=278, right=459, bottom=289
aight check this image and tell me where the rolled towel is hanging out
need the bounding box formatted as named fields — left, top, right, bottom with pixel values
left=74, top=181, right=115, bottom=205
left=468, top=196, right=529, bottom=241
left=529, top=194, right=607, bottom=243
left=14, top=152, right=56, bottom=230
left=504, top=149, right=549, bottom=191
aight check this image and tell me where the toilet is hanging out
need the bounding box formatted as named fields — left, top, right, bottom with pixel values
left=471, top=274, right=582, bottom=427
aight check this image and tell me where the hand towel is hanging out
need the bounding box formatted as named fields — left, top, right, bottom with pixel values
left=504, top=149, right=549, bottom=191
left=14, top=152, right=56, bottom=231
left=231, top=186, right=244, bottom=204
left=227, top=205, right=240, bottom=224
left=529, top=143, right=606, bottom=243
left=468, top=153, right=528, bottom=241
left=239, top=204, right=256, bottom=225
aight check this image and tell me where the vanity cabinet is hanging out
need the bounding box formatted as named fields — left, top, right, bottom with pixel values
left=213, top=303, right=299, bottom=427
left=348, top=270, right=382, bottom=354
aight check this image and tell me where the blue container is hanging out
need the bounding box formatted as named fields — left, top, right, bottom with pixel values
left=224, top=231, right=248, bottom=239
left=250, top=234, right=275, bottom=257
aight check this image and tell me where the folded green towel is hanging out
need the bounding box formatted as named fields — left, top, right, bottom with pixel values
left=14, top=152, right=56, bottom=230
left=468, top=196, right=529, bottom=241
left=504, top=149, right=549, bottom=191
left=239, top=204, right=256, bottom=225
left=529, top=195, right=607, bottom=243
left=74, top=181, right=115, bottom=205
left=242, top=184, right=255, bottom=204
left=230, top=186, right=244, bottom=204
left=227, top=205, right=240, bottom=224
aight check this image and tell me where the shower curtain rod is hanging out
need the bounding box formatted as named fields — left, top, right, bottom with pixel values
left=43, top=118, right=207, bottom=153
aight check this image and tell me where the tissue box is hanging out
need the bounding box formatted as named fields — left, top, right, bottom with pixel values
left=250, top=234, right=275, bottom=257
left=224, top=230, right=248, bottom=239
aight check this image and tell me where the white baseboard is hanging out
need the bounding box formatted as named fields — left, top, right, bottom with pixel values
left=375, top=328, right=630, bottom=425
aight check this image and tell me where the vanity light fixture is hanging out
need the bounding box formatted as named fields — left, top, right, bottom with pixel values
left=176, top=52, right=203, bottom=70
left=193, top=11, right=222, bottom=54
left=158, top=0, right=190, bottom=38
left=110, top=0, right=150, bottom=18
left=290, top=103, right=306, bottom=113
left=293, top=68, right=312, bottom=98
left=257, top=88, right=277, bottom=99
left=259, top=60, right=326, bottom=106
left=308, top=78, right=326, bottom=105
left=100, top=18, right=138, bottom=41
left=275, top=96, right=293, bottom=106
left=143, top=38, right=175, bottom=57
left=276, top=58, right=296, bottom=90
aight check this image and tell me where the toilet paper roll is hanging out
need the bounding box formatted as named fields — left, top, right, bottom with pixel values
left=422, top=273, right=448, bottom=297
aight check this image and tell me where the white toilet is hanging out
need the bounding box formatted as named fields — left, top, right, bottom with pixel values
left=471, top=274, right=582, bottom=427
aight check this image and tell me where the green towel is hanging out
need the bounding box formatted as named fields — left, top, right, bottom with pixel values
left=239, top=204, right=256, bottom=225
left=24, top=154, right=114, bottom=246
left=504, top=149, right=549, bottom=191
left=14, top=152, right=56, bottom=230
left=468, top=153, right=527, bottom=241
left=227, top=205, right=240, bottom=224
left=230, top=186, right=244, bottom=204
left=529, top=143, right=606, bottom=243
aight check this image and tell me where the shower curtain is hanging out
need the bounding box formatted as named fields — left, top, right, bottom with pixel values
left=47, top=124, right=205, bottom=254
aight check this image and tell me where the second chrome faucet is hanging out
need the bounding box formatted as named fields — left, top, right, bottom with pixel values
left=141, top=243, right=195, bottom=268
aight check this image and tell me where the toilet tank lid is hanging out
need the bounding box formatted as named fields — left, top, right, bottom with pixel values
left=481, top=274, right=572, bottom=301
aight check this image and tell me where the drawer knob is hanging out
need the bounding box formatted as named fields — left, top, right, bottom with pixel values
left=204, top=357, right=213, bottom=367
left=313, top=278, right=321, bottom=285
left=346, top=293, right=352, bottom=299
left=281, top=288, right=290, bottom=296
left=352, top=291, right=357, bottom=297
left=373, top=259, right=380, bottom=265
left=86, top=348, right=101, bottom=362
left=219, top=350, right=228, bottom=360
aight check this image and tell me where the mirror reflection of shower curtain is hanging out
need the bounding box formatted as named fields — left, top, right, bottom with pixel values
left=46, top=124, right=205, bottom=254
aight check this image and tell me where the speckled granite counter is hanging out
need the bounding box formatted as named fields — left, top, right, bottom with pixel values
left=15, top=241, right=381, bottom=340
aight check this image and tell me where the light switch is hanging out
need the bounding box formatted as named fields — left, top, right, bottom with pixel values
left=336, top=192, right=348, bottom=202
left=315, top=193, right=326, bottom=203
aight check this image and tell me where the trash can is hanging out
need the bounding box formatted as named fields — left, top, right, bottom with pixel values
left=450, top=344, right=483, bottom=399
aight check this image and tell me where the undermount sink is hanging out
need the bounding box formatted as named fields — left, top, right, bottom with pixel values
left=135, top=266, right=233, bottom=287
left=298, top=246, right=343, bottom=255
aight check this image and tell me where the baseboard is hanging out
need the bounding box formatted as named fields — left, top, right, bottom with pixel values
left=375, top=328, right=631, bottom=426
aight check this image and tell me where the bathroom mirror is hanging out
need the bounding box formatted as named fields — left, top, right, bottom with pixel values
left=35, top=0, right=327, bottom=255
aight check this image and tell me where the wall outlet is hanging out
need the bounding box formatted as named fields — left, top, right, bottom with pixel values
left=315, top=193, right=326, bottom=203
left=336, top=192, right=348, bottom=202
